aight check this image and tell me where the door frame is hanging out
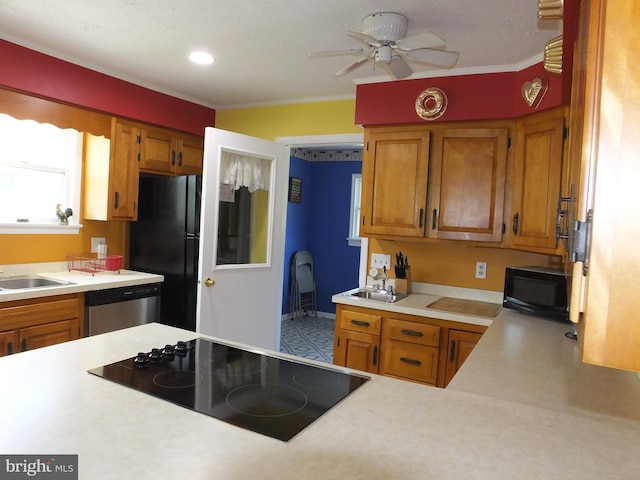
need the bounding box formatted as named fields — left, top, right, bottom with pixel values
left=275, top=133, right=369, bottom=293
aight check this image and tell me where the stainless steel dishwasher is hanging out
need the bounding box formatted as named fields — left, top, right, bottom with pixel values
left=84, top=283, right=161, bottom=336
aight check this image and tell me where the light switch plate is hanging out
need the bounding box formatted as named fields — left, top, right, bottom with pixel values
left=91, top=237, right=106, bottom=253
left=371, top=253, right=391, bottom=270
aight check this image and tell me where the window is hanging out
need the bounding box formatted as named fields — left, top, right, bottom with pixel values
left=0, top=114, right=82, bottom=234
left=347, top=173, right=362, bottom=247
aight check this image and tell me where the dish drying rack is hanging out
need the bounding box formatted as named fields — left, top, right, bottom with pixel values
left=66, top=254, right=123, bottom=275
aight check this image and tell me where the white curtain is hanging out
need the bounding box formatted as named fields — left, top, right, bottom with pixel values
left=220, top=151, right=270, bottom=192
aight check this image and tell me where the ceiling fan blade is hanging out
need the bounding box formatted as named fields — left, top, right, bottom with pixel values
left=347, top=30, right=382, bottom=47
left=308, top=48, right=370, bottom=58
left=383, top=56, right=412, bottom=80
left=395, top=31, right=446, bottom=51
left=403, top=48, right=460, bottom=69
left=335, top=56, right=373, bottom=77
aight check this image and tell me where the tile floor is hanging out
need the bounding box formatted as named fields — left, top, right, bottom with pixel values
left=279, top=315, right=334, bottom=364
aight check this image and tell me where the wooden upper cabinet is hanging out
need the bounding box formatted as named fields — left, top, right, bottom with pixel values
left=84, top=118, right=140, bottom=221
left=139, top=126, right=175, bottom=172
left=177, top=134, right=205, bottom=175
left=110, top=121, right=141, bottom=220
left=570, top=0, right=640, bottom=372
left=428, top=127, right=509, bottom=242
left=360, top=126, right=430, bottom=237
left=139, top=126, right=204, bottom=175
left=509, top=108, right=567, bottom=252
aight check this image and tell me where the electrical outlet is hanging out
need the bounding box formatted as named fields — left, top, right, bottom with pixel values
left=475, top=261, right=487, bottom=279
left=91, top=237, right=106, bottom=253
left=371, top=253, right=391, bottom=270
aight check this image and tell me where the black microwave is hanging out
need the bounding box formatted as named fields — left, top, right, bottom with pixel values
left=503, top=266, right=569, bottom=322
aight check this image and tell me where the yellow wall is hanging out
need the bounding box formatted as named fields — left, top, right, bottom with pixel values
left=369, top=239, right=561, bottom=292
left=215, top=100, right=362, bottom=140
left=1, top=220, right=127, bottom=266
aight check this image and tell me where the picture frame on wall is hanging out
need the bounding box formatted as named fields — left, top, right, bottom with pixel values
left=288, top=176, right=302, bottom=203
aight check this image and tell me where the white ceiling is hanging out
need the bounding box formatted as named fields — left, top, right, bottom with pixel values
left=0, top=0, right=562, bottom=110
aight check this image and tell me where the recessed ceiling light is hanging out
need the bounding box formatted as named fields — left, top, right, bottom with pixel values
left=189, top=51, right=214, bottom=65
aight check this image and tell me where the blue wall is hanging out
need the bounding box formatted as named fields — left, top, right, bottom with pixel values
left=283, top=156, right=362, bottom=315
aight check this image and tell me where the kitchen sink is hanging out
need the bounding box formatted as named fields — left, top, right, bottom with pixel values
left=349, top=289, right=408, bottom=303
left=0, top=275, right=74, bottom=290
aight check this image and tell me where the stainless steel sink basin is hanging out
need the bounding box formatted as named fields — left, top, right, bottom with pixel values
left=0, top=275, right=74, bottom=290
left=349, top=289, right=408, bottom=303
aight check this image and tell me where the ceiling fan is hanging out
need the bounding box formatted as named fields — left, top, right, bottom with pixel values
left=309, top=12, right=459, bottom=80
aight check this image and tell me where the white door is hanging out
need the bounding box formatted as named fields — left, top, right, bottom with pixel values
left=196, top=128, right=289, bottom=351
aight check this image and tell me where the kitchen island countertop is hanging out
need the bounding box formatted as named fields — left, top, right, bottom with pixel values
left=2, top=315, right=640, bottom=479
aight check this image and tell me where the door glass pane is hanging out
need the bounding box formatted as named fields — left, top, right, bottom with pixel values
left=216, top=151, right=271, bottom=266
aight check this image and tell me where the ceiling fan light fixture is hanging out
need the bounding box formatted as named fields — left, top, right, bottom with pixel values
left=375, top=45, right=393, bottom=64
left=189, top=51, right=214, bottom=65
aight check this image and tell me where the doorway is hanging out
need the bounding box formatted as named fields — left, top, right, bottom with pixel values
left=276, top=133, right=368, bottom=325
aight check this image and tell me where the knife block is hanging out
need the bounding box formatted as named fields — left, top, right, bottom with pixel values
left=394, top=268, right=411, bottom=294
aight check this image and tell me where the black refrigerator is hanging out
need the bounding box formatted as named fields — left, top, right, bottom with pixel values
left=129, top=174, right=201, bottom=331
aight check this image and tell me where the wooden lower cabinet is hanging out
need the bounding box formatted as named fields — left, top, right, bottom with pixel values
left=381, top=318, right=440, bottom=385
left=0, top=294, right=84, bottom=356
left=444, top=330, right=483, bottom=385
left=333, top=308, right=381, bottom=374
left=0, top=329, right=19, bottom=356
left=334, top=304, right=486, bottom=387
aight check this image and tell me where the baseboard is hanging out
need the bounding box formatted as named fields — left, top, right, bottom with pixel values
left=282, top=311, right=336, bottom=321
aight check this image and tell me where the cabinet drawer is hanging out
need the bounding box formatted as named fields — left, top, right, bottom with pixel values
left=340, top=310, right=381, bottom=335
left=384, top=318, right=440, bottom=347
left=381, top=340, right=439, bottom=385
left=0, top=294, right=81, bottom=328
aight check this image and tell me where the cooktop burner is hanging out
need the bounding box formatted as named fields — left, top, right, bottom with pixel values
left=88, top=338, right=369, bottom=441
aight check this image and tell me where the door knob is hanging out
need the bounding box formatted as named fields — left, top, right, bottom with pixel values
left=204, top=278, right=215, bottom=287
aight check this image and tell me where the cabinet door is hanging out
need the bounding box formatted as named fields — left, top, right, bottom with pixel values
left=110, top=121, right=140, bottom=220
left=429, top=128, right=508, bottom=242
left=19, top=319, right=80, bottom=352
left=177, top=134, right=204, bottom=174
left=0, top=330, right=19, bottom=356
left=360, top=128, right=430, bottom=237
left=510, top=109, right=566, bottom=251
left=334, top=329, right=380, bottom=374
left=570, top=0, right=640, bottom=372
left=444, top=330, right=482, bottom=386
left=139, top=126, right=177, bottom=173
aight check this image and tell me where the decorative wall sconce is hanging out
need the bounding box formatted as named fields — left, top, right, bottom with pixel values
left=544, top=35, right=563, bottom=74
left=538, top=0, right=563, bottom=19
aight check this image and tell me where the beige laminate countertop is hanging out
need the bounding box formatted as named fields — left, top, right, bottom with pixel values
left=0, top=264, right=164, bottom=302
left=2, top=307, right=640, bottom=479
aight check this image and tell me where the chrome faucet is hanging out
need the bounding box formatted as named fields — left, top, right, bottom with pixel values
left=371, top=266, right=389, bottom=291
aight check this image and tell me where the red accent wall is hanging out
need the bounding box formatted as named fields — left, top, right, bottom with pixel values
left=355, top=64, right=566, bottom=127
left=0, top=40, right=215, bottom=135
left=355, top=0, right=578, bottom=127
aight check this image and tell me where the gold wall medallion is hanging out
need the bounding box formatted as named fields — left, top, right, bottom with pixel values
left=522, top=77, right=548, bottom=108
left=415, top=87, right=447, bottom=120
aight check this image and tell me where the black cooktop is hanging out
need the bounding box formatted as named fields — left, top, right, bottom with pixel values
left=88, top=338, right=369, bottom=441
